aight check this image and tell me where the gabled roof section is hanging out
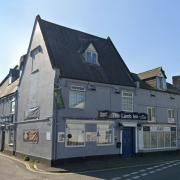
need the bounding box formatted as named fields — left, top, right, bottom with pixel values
left=82, top=42, right=98, bottom=54
left=0, top=79, right=19, bottom=98
left=0, top=66, right=19, bottom=86
left=131, top=72, right=180, bottom=95
left=37, top=16, right=135, bottom=87
left=138, top=67, right=167, bottom=80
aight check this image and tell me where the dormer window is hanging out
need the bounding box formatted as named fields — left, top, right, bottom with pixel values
left=157, top=77, right=167, bottom=90
left=84, top=43, right=99, bottom=65
left=86, top=51, right=98, bottom=64
left=8, top=76, right=12, bottom=85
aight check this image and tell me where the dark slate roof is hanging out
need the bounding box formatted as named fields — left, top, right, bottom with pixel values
left=0, top=66, right=19, bottom=86
left=131, top=72, right=180, bottom=95
left=138, top=67, right=167, bottom=80
left=37, top=16, right=135, bottom=87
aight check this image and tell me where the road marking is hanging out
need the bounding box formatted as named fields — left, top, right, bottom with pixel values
left=111, top=159, right=180, bottom=180
left=155, top=168, right=162, bottom=171
left=123, top=174, right=130, bottom=177
left=132, top=176, right=140, bottom=179
left=139, top=169, right=146, bottom=172
left=149, top=170, right=155, bottom=174
left=141, top=173, right=148, bottom=176
left=111, top=177, right=121, bottom=180
left=1, top=152, right=180, bottom=176
left=130, top=171, right=138, bottom=175
left=0, top=153, right=73, bottom=176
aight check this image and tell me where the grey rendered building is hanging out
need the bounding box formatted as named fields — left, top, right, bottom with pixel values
left=15, top=15, right=180, bottom=165
left=0, top=66, right=20, bottom=153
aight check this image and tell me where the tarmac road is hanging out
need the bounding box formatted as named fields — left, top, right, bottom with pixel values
left=1, top=154, right=180, bottom=180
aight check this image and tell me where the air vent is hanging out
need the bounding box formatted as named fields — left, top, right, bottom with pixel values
left=88, top=84, right=96, bottom=91
left=114, top=87, right=120, bottom=94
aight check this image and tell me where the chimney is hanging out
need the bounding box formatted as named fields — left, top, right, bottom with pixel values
left=172, top=76, right=180, bottom=89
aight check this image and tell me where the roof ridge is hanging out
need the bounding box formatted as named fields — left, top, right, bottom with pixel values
left=40, top=18, right=108, bottom=41
left=138, top=66, right=162, bottom=75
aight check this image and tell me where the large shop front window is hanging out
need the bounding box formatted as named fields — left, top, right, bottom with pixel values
left=69, top=86, right=85, bottom=109
left=66, top=123, right=85, bottom=147
left=122, top=91, right=133, bottom=112
left=97, top=124, right=114, bottom=145
left=143, top=126, right=176, bottom=150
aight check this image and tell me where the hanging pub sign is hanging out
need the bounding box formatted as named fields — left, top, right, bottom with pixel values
left=98, top=111, right=148, bottom=120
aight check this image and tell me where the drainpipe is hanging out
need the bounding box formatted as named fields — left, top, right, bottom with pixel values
left=51, top=69, right=59, bottom=166
left=13, top=91, right=18, bottom=155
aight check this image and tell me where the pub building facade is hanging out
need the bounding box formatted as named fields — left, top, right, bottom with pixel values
left=11, top=15, right=180, bottom=165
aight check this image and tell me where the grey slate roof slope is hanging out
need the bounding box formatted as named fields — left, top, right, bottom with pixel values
left=0, top=79, right=19, bottom=98
left=37, top=16, right=135, bottom=87
left=0, top=66, right=19, bottom=86
left=131, top=72, right=180, bottom=95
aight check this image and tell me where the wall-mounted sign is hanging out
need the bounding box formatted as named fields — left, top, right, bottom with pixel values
left=98, top=111, right=148, bottom=120
left=46, top=132, right=51, bottom=141
left=23, top=129, right=39, bottom=144
left=57, top=132, right=65, bottom=142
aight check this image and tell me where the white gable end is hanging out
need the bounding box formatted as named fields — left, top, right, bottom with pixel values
left=86, top=43, right=97, bottom=52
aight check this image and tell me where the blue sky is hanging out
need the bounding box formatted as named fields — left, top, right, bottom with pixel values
left=0, top=0, right=180, bottom=82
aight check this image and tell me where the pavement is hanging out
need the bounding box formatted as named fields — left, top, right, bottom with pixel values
left=1, top=152, right=180, bottom=179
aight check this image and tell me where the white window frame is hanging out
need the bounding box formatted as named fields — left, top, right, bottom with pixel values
left=69, top=85, right=85, bottom=109
left=168, top=109, right=175, bottom=123
left=96, top=123, right=114, bottom=146
left=8, top=76, right=12, bottom=85
left=65, top=123, right=86, bottom=148
left=156, top=77, right=167, bottom=90
left=121, top=90, right=133, bottom=112
left=147, top=107, right=156, bottom=122
left=10, top=98, right=15, bottom=114
left=85, top=50, right=99, bottom=65
left=30, top=45, right=42, bottom=73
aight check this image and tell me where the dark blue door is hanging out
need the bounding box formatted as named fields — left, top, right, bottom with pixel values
left=0, top=130, right=5, bottom=152
left=122, top=127, right=135, bottom=157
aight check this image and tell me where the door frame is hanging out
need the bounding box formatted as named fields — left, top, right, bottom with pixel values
left=122, top=127, right=135, bottom=157
left=120, top=122, right=138, bottom=155
left=0, top=129, right=5, bottom=152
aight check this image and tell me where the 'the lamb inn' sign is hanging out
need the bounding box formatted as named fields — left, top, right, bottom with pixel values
left=98, top=111, right=148, bottom=120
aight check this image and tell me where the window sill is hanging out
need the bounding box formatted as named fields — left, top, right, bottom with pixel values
left=65, top=145, right=85, bottom=148
left=9, top=112, right=15, bottom=115
left=96, top=143, right=114, bottom=146
left=140, top=147, right=177, bottom=151
left=68, top=107, right=85, bottom=110
left=168, top=122, right=176, bottom=124
left=147, top=120, right=156, bottom=123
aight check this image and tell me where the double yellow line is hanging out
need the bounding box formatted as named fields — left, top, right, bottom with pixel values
left=1, top=152, right=180, bottom=176
left=0, top=153, right=73, bottom=176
